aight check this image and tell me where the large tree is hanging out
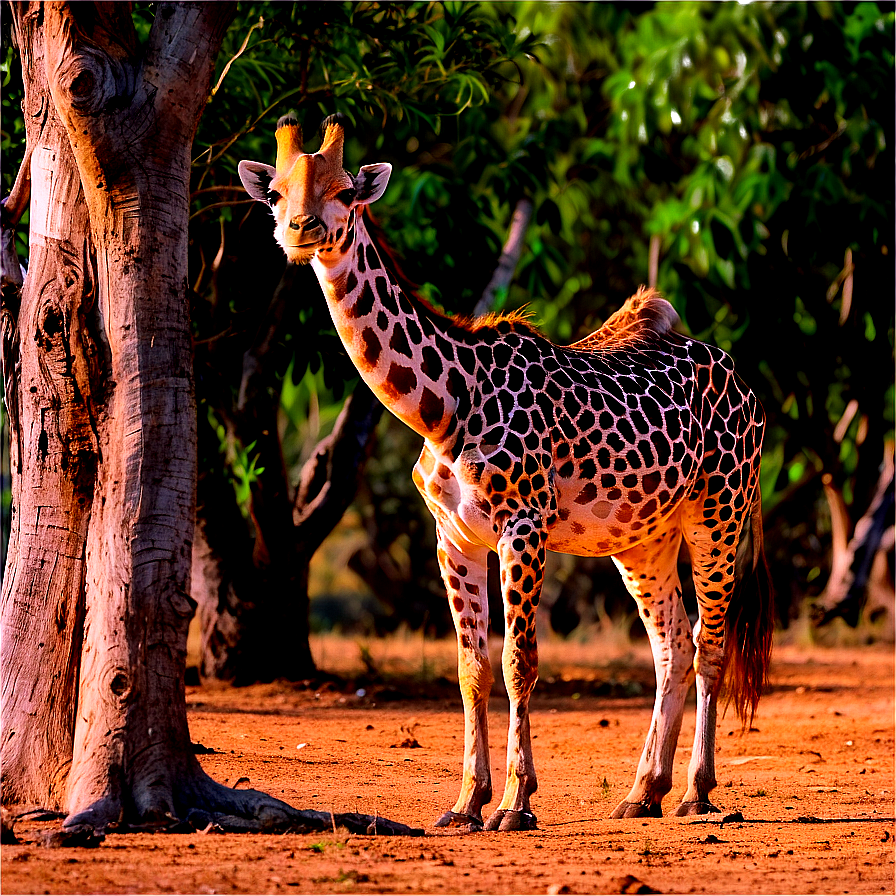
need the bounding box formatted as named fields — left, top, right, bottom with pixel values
left=0, top=0, right=413, bottom=836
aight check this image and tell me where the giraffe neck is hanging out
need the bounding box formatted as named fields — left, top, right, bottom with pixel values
left=310, top=211, right=470, bottom=442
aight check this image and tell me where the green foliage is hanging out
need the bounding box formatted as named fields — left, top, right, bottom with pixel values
left=1, top=35, right=25, bottom=197
left=205, top=409, right=265, bottom=517
left=1, top=25, right=27, bottom=259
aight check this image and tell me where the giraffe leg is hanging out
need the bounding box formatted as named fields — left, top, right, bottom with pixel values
left=674, top=502, right=744, bottom=816
left=673, top=617, right=723, bottom=817
left=432, top=526, right=494, bottom=830
left=481, top=511, right=546, bottom=832
left=610, top=523, right=695, bottom=819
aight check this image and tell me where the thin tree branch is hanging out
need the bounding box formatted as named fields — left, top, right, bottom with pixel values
left=473, top=196, right=533, bottom=317
left=189, top=198, right=255, bottom=221
left=1, top=200, right=26, bottom=302
left=648, top=233, right=661, bottom=289
left=815, top=452, right=895, bottom=626
left=2, top=146, right=34, bottom=227
left=210, top=15, right=264, bottom=98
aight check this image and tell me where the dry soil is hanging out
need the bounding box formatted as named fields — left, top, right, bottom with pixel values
left=3, top=637, right=894, bottom=895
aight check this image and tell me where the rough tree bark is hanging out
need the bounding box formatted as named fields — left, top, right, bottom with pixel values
left=1, top=0, right=101, bottom=814
left=1, top=1, right=417, bottom=837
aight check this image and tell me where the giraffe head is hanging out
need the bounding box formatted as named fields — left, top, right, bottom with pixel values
left=239, top=113, right=392, bottom=265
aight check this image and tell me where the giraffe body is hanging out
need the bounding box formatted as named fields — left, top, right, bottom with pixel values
left=239, top=115, right=774, bottom=829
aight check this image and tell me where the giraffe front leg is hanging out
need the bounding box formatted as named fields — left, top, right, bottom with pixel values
left=432, top=526, right=494, bottom=831
left=484, top=512, right=545, bottom=832
left=611, top=526, right=695, bottom=818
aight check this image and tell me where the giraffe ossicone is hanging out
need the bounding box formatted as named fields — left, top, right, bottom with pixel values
left=239, top=114, right=774, bottom=830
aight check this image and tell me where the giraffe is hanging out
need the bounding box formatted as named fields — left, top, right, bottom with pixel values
left=238, top=114, right=774, bottom=831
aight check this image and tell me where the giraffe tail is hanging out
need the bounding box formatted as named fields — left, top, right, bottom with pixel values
left=722, top=488, right=775, bottom=729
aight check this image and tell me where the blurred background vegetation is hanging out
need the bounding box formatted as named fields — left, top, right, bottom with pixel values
left=2, top=1, right=893, bottom=664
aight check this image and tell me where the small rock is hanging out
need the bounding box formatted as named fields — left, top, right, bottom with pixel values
left=612, top=874, right=660, bottom=894
left=391, top=722, right=422, bottom=748
left=701, top=834, right=726, bottom=844
left=546, top=885, right=571, bottom=895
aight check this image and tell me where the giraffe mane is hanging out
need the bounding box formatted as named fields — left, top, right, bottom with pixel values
left=451, top=308, right=541, bottom=336
left=362, top=210, right=544, bottom=340
left=568, top=286, right=681, bottom=351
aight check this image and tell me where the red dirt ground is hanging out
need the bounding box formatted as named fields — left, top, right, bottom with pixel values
left=3, top=637, right=894, bottom=895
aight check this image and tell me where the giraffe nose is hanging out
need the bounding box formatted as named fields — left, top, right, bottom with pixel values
left=289, top=214, right=323, bottom=235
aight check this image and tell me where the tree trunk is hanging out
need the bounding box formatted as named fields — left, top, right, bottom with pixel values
left=191, top=239, right=387, bottom=683
left=0, top=4, right=95, bottom=808
left=1, top=1, right=421, bottom=837
left=193, top=345, right=383, bottom=682
left=816, top=453, right=896, bottom=629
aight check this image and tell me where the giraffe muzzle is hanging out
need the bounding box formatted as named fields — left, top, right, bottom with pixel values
left=288, top=215, right=325, bottom=245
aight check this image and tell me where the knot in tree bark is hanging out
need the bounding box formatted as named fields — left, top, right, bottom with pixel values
left=56, top=46, right=132, bottom=116
left=109, top=670, right=131, bottom=698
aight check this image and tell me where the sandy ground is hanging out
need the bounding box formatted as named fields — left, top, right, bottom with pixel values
left=3, top=636, right=894, bottom=895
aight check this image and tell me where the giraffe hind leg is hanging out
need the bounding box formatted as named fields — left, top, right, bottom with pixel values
left=675, top=486, right=757, bottom=816
left=611, top=522, right=695, bottom=818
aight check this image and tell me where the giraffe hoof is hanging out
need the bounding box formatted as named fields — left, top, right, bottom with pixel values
left=674, top=800, right=721, bottom=817
left=483, top=809, right=538, bottom=831
left=610, top=800, right=663, bottom=819
left=434, top=811, right=483, bottom=831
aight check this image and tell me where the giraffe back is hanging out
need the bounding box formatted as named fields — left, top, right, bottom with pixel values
left=416, top=288, right=764, bottom=561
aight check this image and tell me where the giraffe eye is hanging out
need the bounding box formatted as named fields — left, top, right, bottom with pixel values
left=336, top=189, right=355, bottom=206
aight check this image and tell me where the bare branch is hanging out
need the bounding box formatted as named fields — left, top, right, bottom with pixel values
left=473, top=197, right=533, bottom=317
left=1, top=200, right=26, bottom=301
left=293, top=384, right=383, bottom=557
left=211, top=15, right=264, bottom=99
left=2, top=146, right=34, bottom=227
left=816, top=453, right=895, bottom=626
left=648, top=233, right=661, bottom=288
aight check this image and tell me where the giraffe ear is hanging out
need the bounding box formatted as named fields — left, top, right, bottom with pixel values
left=238, top=160, right=279, bottom=204
left=353, top=163, right=392, bottom=205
